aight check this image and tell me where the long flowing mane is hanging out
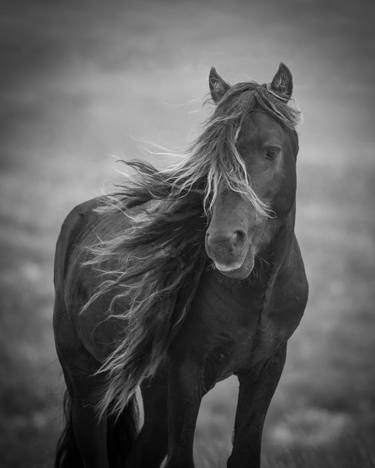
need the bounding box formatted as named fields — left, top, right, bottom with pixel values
left=84, top=81, right=301, bottom=418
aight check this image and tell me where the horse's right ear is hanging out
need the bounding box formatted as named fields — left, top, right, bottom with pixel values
left=209, top=67, right=230, bottom=103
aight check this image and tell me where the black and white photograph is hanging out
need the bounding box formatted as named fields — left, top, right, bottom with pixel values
left=0, top=1, right=374, bottom=467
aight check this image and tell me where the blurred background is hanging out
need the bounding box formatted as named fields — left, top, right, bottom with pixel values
left=0, top=0, right=374, bottom=466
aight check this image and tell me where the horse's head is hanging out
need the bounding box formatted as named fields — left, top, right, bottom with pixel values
left=204, top=64, right=299, bottom=279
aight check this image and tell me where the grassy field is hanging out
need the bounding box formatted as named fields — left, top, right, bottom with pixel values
left=1, top=1, right=374, bottom=467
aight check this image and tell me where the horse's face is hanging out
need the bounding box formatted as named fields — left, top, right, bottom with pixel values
left=205, top=65, right=298, bottom=279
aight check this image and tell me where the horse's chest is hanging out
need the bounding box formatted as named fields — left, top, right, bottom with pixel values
left=175, top=271, right=269, bottom=380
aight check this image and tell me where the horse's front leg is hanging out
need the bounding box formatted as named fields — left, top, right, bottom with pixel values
left=70, top=395, right=109, bottom=468
left=227, top=344, right=287, bottom=468
left=125, top=371, right=168, bottom=468
left=164, top=357, right=204, bottom=468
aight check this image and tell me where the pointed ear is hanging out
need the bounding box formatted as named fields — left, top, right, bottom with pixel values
left=269, top=63, right=293, bottom=102
left=209, top=67, right=230, bottom=103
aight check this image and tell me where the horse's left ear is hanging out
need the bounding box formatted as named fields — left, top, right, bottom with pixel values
left=270, top=63, right=293, bottom=102
left=209, top=67, right=230, bottom=103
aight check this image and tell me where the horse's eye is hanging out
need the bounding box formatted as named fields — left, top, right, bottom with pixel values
left=265, top=146, right=281, bottom=160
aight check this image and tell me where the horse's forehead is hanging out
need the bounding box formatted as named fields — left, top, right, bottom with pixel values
left=238, top=111, right=285, bottom=144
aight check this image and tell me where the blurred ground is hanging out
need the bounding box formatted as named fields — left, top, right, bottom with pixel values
left=0, top=1, right=374, bottom=467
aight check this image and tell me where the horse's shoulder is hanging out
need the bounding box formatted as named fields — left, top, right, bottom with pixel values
left=251, top=236, right=308, bottom=361
left=284, top=235, right=309, bottom=300
left=267, top=234, right=308, bottom=325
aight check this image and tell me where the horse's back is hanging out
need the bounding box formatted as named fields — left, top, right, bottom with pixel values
left=54, top=197, right=103, bottom=291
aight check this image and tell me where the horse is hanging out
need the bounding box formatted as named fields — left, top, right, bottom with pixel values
left=53, top=63, right=308, bottom=468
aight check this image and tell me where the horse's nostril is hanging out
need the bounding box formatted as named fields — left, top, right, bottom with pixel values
left=232, top=230, right=246, bottom=248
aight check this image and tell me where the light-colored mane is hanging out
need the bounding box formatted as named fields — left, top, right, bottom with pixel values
left=84, top=81, right=300, bottom=418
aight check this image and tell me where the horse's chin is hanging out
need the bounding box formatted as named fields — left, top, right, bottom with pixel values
left=213, top=253, right=255, bottom=280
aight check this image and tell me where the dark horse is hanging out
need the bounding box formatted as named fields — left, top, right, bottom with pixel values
left=54, top=63, right=308, bottom=468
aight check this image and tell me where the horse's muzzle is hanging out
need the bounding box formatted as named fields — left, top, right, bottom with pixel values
left=205, top=229, right=252, bottom=277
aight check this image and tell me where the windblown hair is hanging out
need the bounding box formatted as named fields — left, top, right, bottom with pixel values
left=85, top=81, right=301, bottom=418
